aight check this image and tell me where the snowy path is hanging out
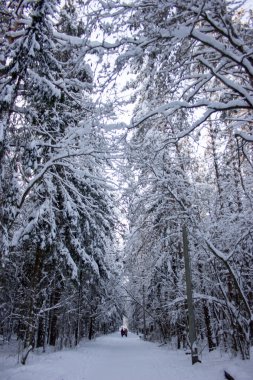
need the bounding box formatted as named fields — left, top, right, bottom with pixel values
left=1, top=332, right=253, bottom=380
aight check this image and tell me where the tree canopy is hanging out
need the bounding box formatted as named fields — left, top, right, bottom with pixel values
left=0, top=0, right=252, bottom=363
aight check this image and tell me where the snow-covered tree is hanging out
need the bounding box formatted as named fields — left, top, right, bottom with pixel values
left=114, top=0, right=253, bottom=359
left=0, top=0, right=122, bottom=362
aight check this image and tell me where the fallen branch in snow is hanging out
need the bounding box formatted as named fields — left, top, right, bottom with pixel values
left=224, top=370, right=235, bottom=380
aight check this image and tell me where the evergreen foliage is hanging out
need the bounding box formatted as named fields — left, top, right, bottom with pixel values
left=0, top=0, right=253, bottom=364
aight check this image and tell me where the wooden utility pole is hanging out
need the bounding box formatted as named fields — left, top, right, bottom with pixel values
left=183, top=225, right=199, bottom=364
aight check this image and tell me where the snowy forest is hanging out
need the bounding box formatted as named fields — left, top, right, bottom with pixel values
left=0, top=0, right=253, bottom=367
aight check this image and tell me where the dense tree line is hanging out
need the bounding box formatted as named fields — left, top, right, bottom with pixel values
left=115, top=0, right=253, bottom=360
left=0, top=0, right=124, bottom=364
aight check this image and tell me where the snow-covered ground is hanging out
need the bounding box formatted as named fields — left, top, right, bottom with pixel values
left=1, top=332, right=252, bottom=380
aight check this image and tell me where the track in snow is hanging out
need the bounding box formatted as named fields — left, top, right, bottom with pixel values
left=1, top=332, right=252, bottom=380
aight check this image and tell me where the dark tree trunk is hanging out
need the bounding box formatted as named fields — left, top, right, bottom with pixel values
left=203, top=302, right=216, bottom=351
left=88, top=317, right=93, bottom=340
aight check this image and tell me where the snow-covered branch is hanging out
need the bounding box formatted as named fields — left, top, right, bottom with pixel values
left=205, top=238, right=252, bottom=319
left=17, top=148, right=97, bottom=209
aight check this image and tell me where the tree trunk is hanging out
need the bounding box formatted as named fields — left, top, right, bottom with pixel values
left=88, top=317, right=93, bottom=340
left=203, top=302, right=216, bottom=351
left=21, top=345, right=33, bottom=365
